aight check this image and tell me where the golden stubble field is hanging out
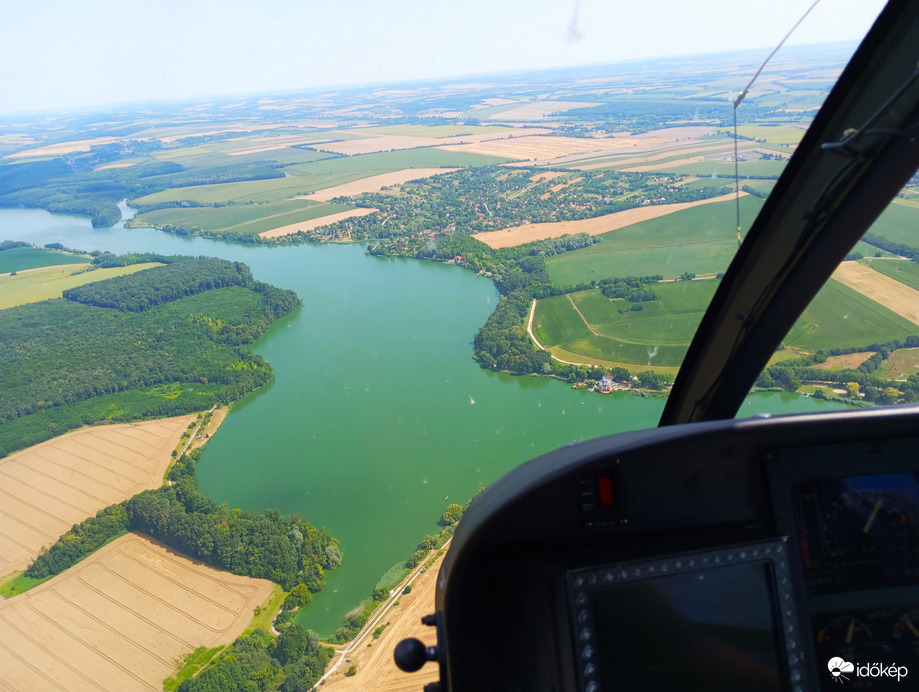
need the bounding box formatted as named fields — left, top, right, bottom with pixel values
left=313, top=128, right=553, bottom=156
left=0, top=533, right=274, bottom=692
left=474, top=191, right=744, bottom=249
left=0, top=415, right=196, bottom=576
left=259, top=208, right=378, bottom=238
left=832, top=261, right=919, bottom=326
left=439, top=135, right=614, bottom=162
left=294, top=168, right=460, bottom=203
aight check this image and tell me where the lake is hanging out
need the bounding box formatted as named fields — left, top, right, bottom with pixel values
left=0, top=206, right=844, bottom=635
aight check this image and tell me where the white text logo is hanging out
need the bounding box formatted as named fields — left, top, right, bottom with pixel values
left=828, top=657, right=909, bottom=684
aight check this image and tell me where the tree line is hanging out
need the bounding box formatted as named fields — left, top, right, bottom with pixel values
left=63, top=258, right=254, bottom=311
left=757, top=337, right=919, bottom=405
left=28, top=448, right=338, bottom=591
left=25, top=448, right=338, bottom=692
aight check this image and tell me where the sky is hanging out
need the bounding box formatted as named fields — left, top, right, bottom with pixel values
left=2, top=0, right=886, bottom=115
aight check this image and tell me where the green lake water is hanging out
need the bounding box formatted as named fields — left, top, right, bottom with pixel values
left=0, top=206, right=848, bottom=635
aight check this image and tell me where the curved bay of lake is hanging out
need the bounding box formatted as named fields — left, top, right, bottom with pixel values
left=1, top=206, right=845, bottom=635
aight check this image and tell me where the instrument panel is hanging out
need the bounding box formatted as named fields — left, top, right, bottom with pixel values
left=793, top=473, right=919, bottom=593
left=413, top=407, right=919, bottom=691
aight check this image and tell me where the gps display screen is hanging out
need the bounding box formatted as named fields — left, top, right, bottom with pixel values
left=589, top=561, right=784, bottom=691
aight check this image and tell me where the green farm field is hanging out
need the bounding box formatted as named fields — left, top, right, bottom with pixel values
left=852, top=241, right=897, bottom=258
left=785, top=279, right=919, bottom=351
left=0, top=247, right=87, bottom=273
left=134, top=174, right=325, bottom=205
left=0, top=263, right=161, bottom=309
left=534, top=282, right=718, bottom=368
left=546, top=196, right=763, bottom=285
left=133, top=201, right=353, bottom=236
left=573, top=284, right=713, bottom=346
left=865, top=201, right=919, bottom=247
left=730, top=125, right=808, bottom=145
left=535, top=271, right=917, bottom=369
left=531, top=294, right=593, bottom=346
left=862, top=258, right=919, bottom=290
left=148, top=146, right=327, bottom=171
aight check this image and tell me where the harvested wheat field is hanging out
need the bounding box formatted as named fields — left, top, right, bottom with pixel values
left=620, top=143, right=760, bottom=172
left=225, top=134, right=333, bottom=156
left=314, top=128, right=553, bottom=156
left=474, top=191, right=745, bottom=249
left=322, top=553, right=444, bottom=692
left=259, top=208, right=378, bottom=238
left=0, top=533, right=273, bottom=692
left=4, top=137, right=121, bottom=160
left=575, top=140, right=737, bottom=170
left=832, top=261, right=919, bottom=326
left=439, top=135, right=609, bottom=161
left=488, top=101, right=601, bottom=120
left=295, top=168, right=460, bottom=203
left=0, top=415, right=196, bottom=576
left=811, top=352, right=877, bottom=370
left=313, top=134, right=441, bottom=156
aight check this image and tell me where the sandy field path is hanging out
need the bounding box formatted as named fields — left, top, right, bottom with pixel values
left=474, top=191, right=745, bottom=249
left=0, top=533, right=273, bottom=692
left=321, top=552, right=445, bottom=691
left=0, top=416, right=195, bottom=576
left=832, top=261, right=919, bottom=325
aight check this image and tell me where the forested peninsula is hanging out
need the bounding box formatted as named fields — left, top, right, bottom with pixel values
left=0, top=256, right=301, bottom=456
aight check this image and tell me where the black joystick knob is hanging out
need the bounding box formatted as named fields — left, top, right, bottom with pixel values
left=394, top=637, right=437, bottom=673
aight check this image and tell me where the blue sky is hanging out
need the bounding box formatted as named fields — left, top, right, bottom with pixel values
left=2, top=0, right=885, bottom=114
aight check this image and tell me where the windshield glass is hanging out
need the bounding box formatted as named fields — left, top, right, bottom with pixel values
left=744, top=172, right=919, bottom=415
left=0, top=1, right=893, bottom=689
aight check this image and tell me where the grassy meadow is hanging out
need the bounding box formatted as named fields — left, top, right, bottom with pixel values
left=537, top=256, right=919, bottom=369
left=134, top=201, right=354, bottom=237
left=534, top=282, right=718, bottom=368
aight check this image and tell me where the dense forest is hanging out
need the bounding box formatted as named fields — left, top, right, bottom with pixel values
left=0, top=257, right=301, bottom=455
left=177, top=626, right=332, bottom=692
left=27, top=449, right=338, bottom=591
left=64, top=257, right=254, bottom=310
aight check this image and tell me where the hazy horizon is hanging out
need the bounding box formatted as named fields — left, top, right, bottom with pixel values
left=3, top=0, right=884, bottom=116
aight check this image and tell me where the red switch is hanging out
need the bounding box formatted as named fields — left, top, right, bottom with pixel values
left=597, top=476, right=614, bottom=507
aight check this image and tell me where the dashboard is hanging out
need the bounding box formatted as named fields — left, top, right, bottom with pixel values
left=396, top=406, right=919, bottom=691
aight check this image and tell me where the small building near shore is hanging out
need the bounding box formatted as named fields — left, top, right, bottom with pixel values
left=599, top=375, right=614, bottom=394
